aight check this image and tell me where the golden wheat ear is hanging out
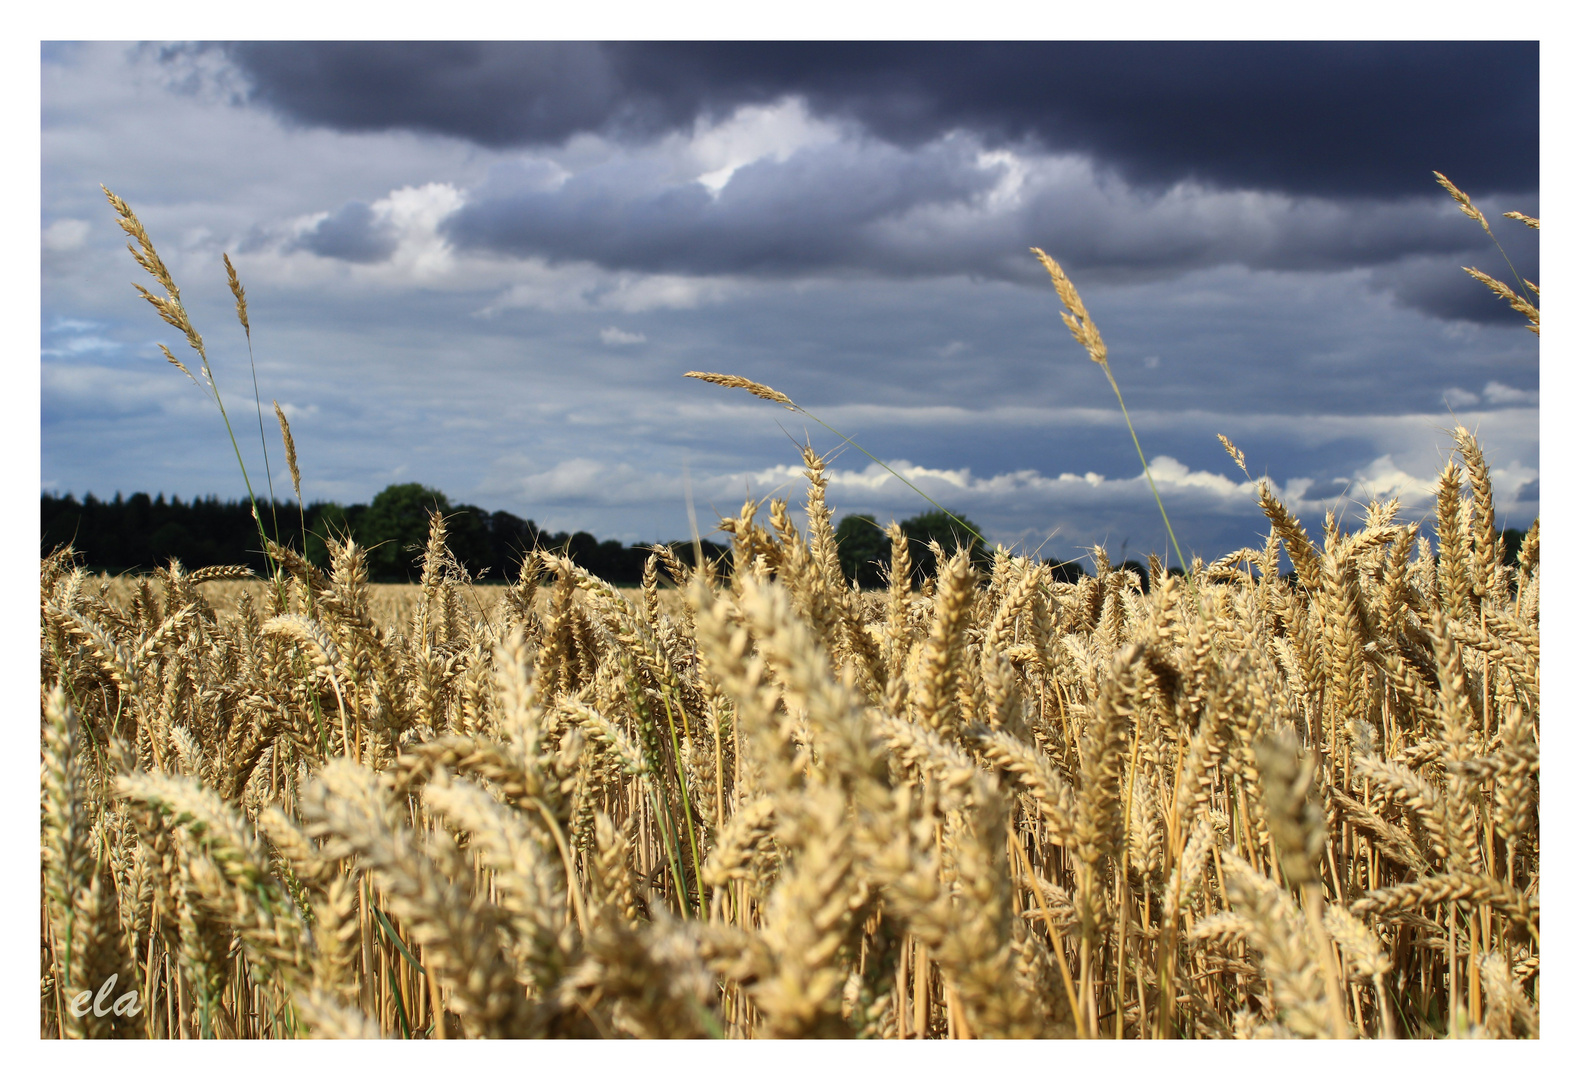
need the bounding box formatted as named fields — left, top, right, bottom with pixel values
left=272, top=402, right=301, bottom=502
left=684, top=370, right=796, bottom=407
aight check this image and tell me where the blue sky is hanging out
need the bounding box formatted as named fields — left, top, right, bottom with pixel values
left=40, top=39, right=1540, bottom=564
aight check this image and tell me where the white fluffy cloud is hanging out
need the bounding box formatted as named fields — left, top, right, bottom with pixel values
left=43, top=218, right=91, bottom=252
left=599, top=326, right=647, bottom=346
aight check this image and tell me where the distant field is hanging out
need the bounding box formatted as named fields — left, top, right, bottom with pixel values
left=93, top=575, right=680, bottom=629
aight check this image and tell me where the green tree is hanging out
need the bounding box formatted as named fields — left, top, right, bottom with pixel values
left=445, top=504, right=496, bottom=579
left=898, top=509, right=988, bottom=582
left=1046, top=558, right=1088, bottom=584
left=305, top=502, right=352, bottom=567
left=834, top=514, right=889, bottom=588
left=358, top=483, right=451, bottom=581
left=1117, top=559, right=1151, bottom=594
left=829, top=509, right=987, bottom=587
left=1500, top=527, right=1527, bottom=567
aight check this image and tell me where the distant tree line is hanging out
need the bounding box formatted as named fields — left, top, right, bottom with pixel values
left=832, top=509, right=1091, bottom=588
left=832, top=512, right=1527, bottom=592
left=40, top=484, right=727, bottom=585
left=59, top=484, right=1503, bottom=591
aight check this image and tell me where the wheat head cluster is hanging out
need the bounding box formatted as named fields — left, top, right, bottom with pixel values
left=40, top=188, right=1538, bottom=1041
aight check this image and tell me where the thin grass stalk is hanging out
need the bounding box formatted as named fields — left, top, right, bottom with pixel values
left=103, top=188, right=279, bottom=583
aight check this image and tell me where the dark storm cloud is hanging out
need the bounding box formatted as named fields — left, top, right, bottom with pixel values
left=290, top=200, right=399, bottom=263
left=439, top=138, right=1535, bottom=328
left=444, top=136, right=996, bottom=276
left=1372, top=255, right=1540, bottom=327
left=221, top=42, right=637, bottom=145
left=221, top=41, right=1537, bottom=199
left=1300, top=477, right=1353, bottom=502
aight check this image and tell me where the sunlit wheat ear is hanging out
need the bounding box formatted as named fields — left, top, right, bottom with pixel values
left=293, top=987, right=385, bottom=1039
left=1479, top=951, right=1539, bottom=1038
left=683, top=370, right=796, bottom=408
left=101, top=185, right=206, bottom=363
left=911, top=549, right=976, bottom=741
left=421, top=771, right=569, bottom=994
left=686, top=370, right=985, bottom=547
left=1434, top=170, right=1539, bottom=333
left=1030, top=247, right=1106, bottom=364
left=223, top=253, right=249, bottom=336
left=223, top=252, right=277, bottom=518
left=1217, top=433, right=1251, bottom=478
left=1257, top=479, right=1322, bottom=586
left=302, top=758, right=532, bottom=1037
left=1462, top=265, right=1541, bottom=332
left=273, top=401, right=301, bottom=504
left=1216, top=851, right=1332, bottom=1038
left=158, top=343, right=198, bottom=385
left=1254, top=730, right=1324, bottom=887
left=1433, top=171, right=1492, bottom=232
left=101, top=185, right=178, bottom=296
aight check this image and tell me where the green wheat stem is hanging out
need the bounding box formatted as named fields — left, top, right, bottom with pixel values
left=659, top=692, right=709, bottom=916
left=1096, top=360, right=1191, bottom=583
left=626, top=665, right=691, bottom=918
left=204, top=365, right=280, bottom=582
left=1029, top=246, right=1201, bottom=605
left=1435, top=172, right=1539, bottom=318
left=1487, top=229, right=1538, bottom=313
left=241, top=330, right=281, bottom=541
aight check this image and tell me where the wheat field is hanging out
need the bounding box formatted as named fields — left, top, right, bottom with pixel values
left=40, top=434, right=1538, bottom=1039
left=39, top=185, right=1539, bottom=1040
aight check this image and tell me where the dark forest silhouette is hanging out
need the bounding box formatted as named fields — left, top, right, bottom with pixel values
left=51, top=484, right=1509, bottom=589
left=40, top=484, right=729, bottom=585
left=40, top=485, right=1100, bottom=587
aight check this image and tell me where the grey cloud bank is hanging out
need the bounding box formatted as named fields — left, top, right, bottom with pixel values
left=223, top=42, right=1536, bottom=198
